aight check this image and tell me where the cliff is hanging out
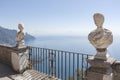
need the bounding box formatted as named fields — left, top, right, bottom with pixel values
left=0, top=26, right=35, bottom=46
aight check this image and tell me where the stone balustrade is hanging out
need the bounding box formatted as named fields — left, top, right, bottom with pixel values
left=0, top=44, right=14, bottom=66
left=112, top=61, right=120, bottom=80
left=0, top=44, right=29, bottom=73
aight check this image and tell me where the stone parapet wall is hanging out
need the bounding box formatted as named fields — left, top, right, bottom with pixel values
left=0, top=45, right=14, bottom=66
left=0, top=44, right=29, bottom=73
left=112, top=61, right=120, bottom=80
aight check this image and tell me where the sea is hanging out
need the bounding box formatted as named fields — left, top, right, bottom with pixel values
left=26, top=35, right=120, bottom=79
left=26, top=35, right=120, bottom=60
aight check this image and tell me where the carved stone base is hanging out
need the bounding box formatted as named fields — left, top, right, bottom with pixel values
left=94, top=48, right=109, bottom=61
left=87, top=69, right=113, bottom=80
left=17, top=45, right=27, bottom=49
left=87, top=56, right=116, bottom=68
left=86, top=56, right=116, bottom=80
left=11, top=47, right=29, bottom=73
left=16, top=40, right=26, bottom=49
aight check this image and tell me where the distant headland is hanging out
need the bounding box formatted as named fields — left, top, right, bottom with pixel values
left=0, top=26, right=35, bottom=46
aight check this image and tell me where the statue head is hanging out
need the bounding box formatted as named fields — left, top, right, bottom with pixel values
left=18, top=24, right=24, bottom=32
left=93, top=13, right=104, bottom=29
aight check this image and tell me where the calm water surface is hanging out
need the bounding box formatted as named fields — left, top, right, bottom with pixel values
left=26, top=36, right=120, bottom=79
left=27, top=36, right=120, bottom=60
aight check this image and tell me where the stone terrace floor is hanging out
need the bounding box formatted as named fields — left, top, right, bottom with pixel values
left=0, top=63, right=61, bottom=80
left=0, top=63, right=20, bottom=80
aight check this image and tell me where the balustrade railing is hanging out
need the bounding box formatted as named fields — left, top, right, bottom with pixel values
left=28, top=46, right=91, bottom=80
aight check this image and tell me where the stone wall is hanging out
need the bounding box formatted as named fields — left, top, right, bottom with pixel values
left=112, top=61, right=120, bottom=80
left=0, top=45, right=14, bottom=66
left=0, top=44, right=29, bottom=73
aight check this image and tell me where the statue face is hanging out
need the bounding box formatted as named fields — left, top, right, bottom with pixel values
left=18, top=24, right=23, bottom=31
left=93, top=13, right=104, bottom=28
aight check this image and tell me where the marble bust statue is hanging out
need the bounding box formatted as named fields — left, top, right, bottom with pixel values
left=88, top=13, right=113, bottom=60
left=16, top=24, right=25, bottom=48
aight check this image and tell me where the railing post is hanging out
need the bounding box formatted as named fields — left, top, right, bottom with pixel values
left=48, top=49, right=56, bottom=77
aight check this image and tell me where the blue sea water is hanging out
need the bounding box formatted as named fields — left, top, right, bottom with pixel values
left=27, top=35, right=120, bottom=60
left=26, top=35, right=120, bottom=79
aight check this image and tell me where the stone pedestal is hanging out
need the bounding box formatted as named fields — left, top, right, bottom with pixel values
left=94, top=49, right=109, bottom=61
left=87, top=13, right=115, bottom=80
left=87, top=56, right=116, bottom=80
left=87, top=70, right=113, bottom=80
left=11, top=47, right=29, bottom=73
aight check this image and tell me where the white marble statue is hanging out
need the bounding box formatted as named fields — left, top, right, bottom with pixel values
left=16, top=24, right=25, bottom=48
left=88, top=13, right=113, bottom=60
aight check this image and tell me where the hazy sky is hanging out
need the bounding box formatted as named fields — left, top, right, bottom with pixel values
left=0, top=0, right=120, bottom=36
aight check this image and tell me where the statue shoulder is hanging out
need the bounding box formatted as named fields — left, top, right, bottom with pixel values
left=88, top=29, right=98, bottom=37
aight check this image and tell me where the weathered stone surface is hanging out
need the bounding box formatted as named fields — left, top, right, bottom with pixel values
left=0, top=45, right=29, bottom=73
left=88, top=13, right=113, bottom=60
left=88, top=29, right=113, bottom=49
left=0, top=70, right=62, bottom=80
left=11, top=47, right=29, bottom=73
left=87, top=56, right=116, bottom=68
left=0, top=63, right=16, bottom=77
left=87, top=70, right=113, bottom=80
left=22, top=70, right=61, bottom=80
left=16, top=24, right=26, bottom=48
left=0, top=45, right=13, bottom=66
left=87, top=13, right=115, bottom=80
left=88, top=67, right=108, bottom=74
left=111, top=61, right=120, bottom=80
left=0, top=77, right=13, bottom=80
left=88, top=13, right=113, bottom=49
left=87, top=57, right=115, bottom=80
